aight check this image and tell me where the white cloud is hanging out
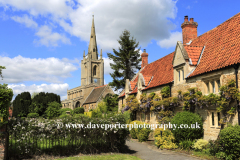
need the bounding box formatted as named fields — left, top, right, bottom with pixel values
left=33, top=25, right=71, bottom=47
left=0, top=0, right=178, bottom=50
left=0, top=55, right=79, bottom=83
left=103, top=57, right=114, bottom=75
left=11, top=14, right=38, bottom=28
left=158, top=31, right=182, bottom=48
left=8, top=83, right=69, bottom=101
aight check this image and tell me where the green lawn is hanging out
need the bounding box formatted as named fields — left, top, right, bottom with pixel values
left=55, top=154, right=141, bottom=160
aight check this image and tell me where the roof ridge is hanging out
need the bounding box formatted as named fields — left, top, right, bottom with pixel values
left=191, top=12, right=240, bottom=42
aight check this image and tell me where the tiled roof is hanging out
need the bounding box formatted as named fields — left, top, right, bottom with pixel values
left=127, top=52, right=174, bottom=94
left=84, top=85, right=107, bottom=104
left=119, top=91, right=125, bottom=98
left=188, top=12, right=240, bottom=77
left=130, top=81, right=137, bottom=90
left=184, top=45, right=203, bottom=65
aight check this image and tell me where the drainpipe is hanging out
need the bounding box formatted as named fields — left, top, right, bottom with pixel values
left=234, top=64, right=239, bottom=125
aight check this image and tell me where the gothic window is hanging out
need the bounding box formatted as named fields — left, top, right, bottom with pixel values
left=93, top=48, right=95, bottom=52
left=93, top=66, right=97, bottom=76
left=91, top=36, right=93, bottom=38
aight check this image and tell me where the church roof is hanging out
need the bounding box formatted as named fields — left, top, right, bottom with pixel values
left=83, top=85, right=108, bottom=104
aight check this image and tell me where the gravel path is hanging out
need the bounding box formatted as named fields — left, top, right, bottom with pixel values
left=126, top=140, right=204, bottom=160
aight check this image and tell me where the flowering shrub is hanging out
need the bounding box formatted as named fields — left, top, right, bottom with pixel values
left=193, top=139, right=208, bottom=151
left=125, top=95, right=139, bottom=112
left=154, top=128, right=177, bottom=149
left=8, top=114, right=128, bottom=159
left=27, top=113, right=39, bottom=118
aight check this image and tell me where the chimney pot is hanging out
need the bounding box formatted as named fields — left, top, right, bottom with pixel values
left=190, top=18, right=194, bottom=22
left=184, top=16, right=188, bottom=22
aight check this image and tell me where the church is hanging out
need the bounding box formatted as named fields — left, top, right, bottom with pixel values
left=61, top=16, right=114, bottom=111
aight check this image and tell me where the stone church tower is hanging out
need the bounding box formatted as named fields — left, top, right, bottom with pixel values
left=61, top=15, right=114, bottom=111
left=81, top=15, right=104, bottom=86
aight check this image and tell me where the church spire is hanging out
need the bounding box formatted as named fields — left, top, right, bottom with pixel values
left=88, top=15, right=98, bottom=59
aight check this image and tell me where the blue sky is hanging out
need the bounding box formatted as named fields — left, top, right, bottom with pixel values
left=0, top=0, right=239, bottom=101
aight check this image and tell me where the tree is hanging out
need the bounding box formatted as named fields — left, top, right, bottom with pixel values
left=0, top=84, right=13, bottom=125
left=0, top=66, right=6, bottom=80
left=31, top=92, right=39, bottom=99
left=103, top=93, right=118, bottom=112
left=45, top=101, right=61, bottom=119
left=12, top=92, right=32, bottom=117
left=107, top=30, right=141, bottom=91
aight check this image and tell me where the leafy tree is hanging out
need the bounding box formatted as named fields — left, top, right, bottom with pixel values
left=107, top=30, right=141, bottom=91
left=0, top=84, right=13, bottom=125
left=45, top=101, right=61, bottom=119
left=30, top=92, right=61, bottom=117
left=103, top=93, right=118, bottom=112
left=0, top=66, right=5, bottom=80
left=12, top=92, right=32, bottom=117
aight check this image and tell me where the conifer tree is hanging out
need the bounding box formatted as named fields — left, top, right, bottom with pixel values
left=107, top=30, right=141, bottom=91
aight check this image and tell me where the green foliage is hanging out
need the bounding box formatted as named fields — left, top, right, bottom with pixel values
left=97, top=101, right=108, bottom=113
left=154, top=128, right=177, bottom=149
left=129, top=121, right=151, bottom=142
left=193, top=139, right=209, bottom=151
left=208, top=138, right=221, bottom=156
left=0, top=84, right=13, bottom=125
left=217, top=125, right=240, bottom=159
left=59, top=108, right=73, bottom=115
left=179, top=139, right=194, bottom=150
left=170, top=111, right=203, bottom=142
left=107, top=30, right=141, bottom=91
left=45, top=101, right=61, bottom=119
left=161, top=86, right=170, bottom=98
left=59, top=114, right=71, bottom=119
left=27, top=113, right=39, bottom=118
left=0, top=66, right=6, bottom=79
left=122, top=110, right=131, bottom=124
left=30, top=92, right=61, bottom=117
left=126, top=95, right=140, bottom=112
left=12, top=91, right=31, bottom=117
left=8, top=114, right=129, bottom=157
left=103, top=93, right=118, bottom=112
left=73, top=114, right=88, bottom=118
left=31, top=92, right=39, bottom=99
left=73, top=107, right=84, bottom=114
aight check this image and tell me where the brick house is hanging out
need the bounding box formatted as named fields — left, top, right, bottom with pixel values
left=118, top=13, right=240, bottom=140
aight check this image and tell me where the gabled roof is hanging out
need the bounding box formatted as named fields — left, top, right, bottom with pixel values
left=184, top=45, right=203, bottom=65
left=188, top=12, right=240, bottom=77
left=124, top=52, right=174, bottom=96
left=83, top=85, right=107, bottom=104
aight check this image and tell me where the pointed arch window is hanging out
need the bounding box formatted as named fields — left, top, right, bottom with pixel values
left=93, top=66, right=97, bottom=76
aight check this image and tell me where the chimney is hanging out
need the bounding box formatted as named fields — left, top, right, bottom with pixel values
left=181, top=16, right=198, bottom=44
left=141, top=49, right=148, bottom=68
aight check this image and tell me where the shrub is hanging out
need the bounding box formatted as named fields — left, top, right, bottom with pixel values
left=208, top=138, right=221, bottom=156
left=84, top=111, right=93, bottom=118
left=218, top=124, right=240, bottom=159
left=74, top=114, right=88, bottom=118
left=179, top=139, right=194, bottom=150
left=154, top=128, right=177, bottom=149
left=170, top=111, right=203, bottom=142
left=59, top=114, right=71, bottom=119
left=122, top=110, right=131, bottom=124
left=27, top=113, right=39, bottom=118
left=59, top=108, right=73, bottom=115
left=45, top=101, right=61, bottom=119
left=73, top=107, right=84, bottom=114
left=129, top=121, right=151, bottom=142
left=193, top=139, right=208, bottom=151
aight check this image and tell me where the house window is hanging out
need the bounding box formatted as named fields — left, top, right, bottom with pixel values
left=217, top=80, right=221, bottom=90
left=212, top=112, right=215, bottom=126
left=217, top=112, right=221, bottom=126
left=211, top=81, right=215, bottom=93
left=178, top=71, right=180, bottom=81
left=182, top=70, right=184, bottom=80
